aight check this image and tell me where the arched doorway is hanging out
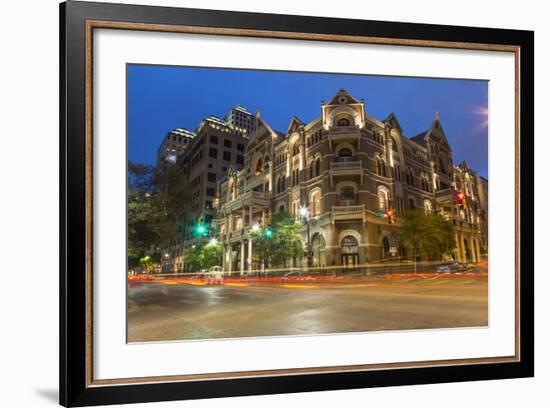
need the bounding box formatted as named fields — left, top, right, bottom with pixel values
left=382, top=236, right=390, bottom=260
left=311, top=233, right=327, bottom=267
left=341, top=235, right=359, bottom=266
left=463, top=238, right=471, bottom=262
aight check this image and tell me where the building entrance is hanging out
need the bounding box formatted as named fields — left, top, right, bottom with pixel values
left=341, top=235, right=359, bottom=266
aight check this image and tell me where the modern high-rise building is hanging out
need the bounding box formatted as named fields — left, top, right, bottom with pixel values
left=156, top=127, right=196, bottom=165
left=224, top=105, right=256, bottom=138
left=215, top=89, right=487, bottom=274
left=160, top=108, right=252, bottom=272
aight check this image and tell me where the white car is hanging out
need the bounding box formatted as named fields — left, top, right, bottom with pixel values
left=205, top=266, right=224, bottom=284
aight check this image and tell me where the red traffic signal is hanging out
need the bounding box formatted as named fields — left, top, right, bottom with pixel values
left=386, top=208, right=396, bottom=224
left=454, top=191, right=467, bottom=208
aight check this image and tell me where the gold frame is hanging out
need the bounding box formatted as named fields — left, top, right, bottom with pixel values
left=84, top=20, right=521, bottom=388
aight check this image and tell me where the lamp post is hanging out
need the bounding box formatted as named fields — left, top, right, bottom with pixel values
left=299, top=205, right=312, bottom=268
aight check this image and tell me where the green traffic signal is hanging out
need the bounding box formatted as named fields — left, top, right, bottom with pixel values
left=264, top=227, right=273, bottom=238
left=196, top=224, right=207, bottom=236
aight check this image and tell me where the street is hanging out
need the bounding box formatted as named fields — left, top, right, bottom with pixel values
left=128, top=268, right=488, bottom=342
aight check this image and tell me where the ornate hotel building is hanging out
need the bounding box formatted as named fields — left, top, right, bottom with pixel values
left=215, top=89, right=487, bottom=273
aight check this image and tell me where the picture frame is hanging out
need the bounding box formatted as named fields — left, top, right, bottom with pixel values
left=60, top=1, right=534, bottom=406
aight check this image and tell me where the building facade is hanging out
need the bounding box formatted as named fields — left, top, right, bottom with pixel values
left=156, top=127, right=196, bottom=165
left=215, top=89, right=487, bottom=274
left=160, top=106, right=256, bottom=272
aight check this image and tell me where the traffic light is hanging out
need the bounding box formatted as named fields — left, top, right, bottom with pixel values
left=386, top=208, right=396, bottom=224
left=454, top=191, right=467, bottom=208
left=195, top=223, right=207, bottom=237
left=264, top=226, right=273, bottom=238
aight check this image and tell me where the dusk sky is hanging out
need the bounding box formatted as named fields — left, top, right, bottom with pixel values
left=128, top=65, right=488, bottom=178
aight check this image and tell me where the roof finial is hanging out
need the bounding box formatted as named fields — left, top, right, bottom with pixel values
left=435, top=111, right=440, bottom=120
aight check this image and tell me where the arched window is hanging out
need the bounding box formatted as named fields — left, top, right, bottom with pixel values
left=391, top=137, right=398, bottom=152
left=338, top=148, right=352, bottom=158
left=337, top=118, right=350, bottom=127
left=376, top=158, right=382, bottom=175
left=339, top=186, right=355, bottom=206
left=292, top=143, right=300, bottom=156
left=315, top=158, right=321, bottom=177
left=377, top=186, right=389, bottom=210
left=278, top=205, right=285, bottom=214
left=408, top=197, right=416, bottom=209
left=382, top=236, right=390, bottom=259
left=423, top=199, right=432, bottom=215
left=310, top=190, right=321, bottom=216
left=311, top=233, right=327, bottom=267
left=309, top=162, right=314, bottom=179
left=341, top=235, right=359, bottom=254
left=254, top=157, right=263, bottom=176
left=394, top=164, right=401, bottom=181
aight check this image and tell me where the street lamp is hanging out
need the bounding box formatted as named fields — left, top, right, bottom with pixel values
left=299, top=205, right=312, bottom=268
left=209, top=237, right=218, bottom=246
left=251, top=223, right=260, bottom=233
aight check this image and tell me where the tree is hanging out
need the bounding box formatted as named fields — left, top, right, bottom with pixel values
left=250, top=212, right=304, bottom=269
left=398, top=210, right=456, bottom=273
left=127, top=161, right=191, bottom=268
left=183, top=240, right=223, bottom=271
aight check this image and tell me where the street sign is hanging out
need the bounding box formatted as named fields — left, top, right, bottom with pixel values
left=389, top=246, right=398, bottom=256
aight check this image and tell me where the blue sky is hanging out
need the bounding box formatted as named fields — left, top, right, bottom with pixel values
left=128, top=64, right=488, bottom=177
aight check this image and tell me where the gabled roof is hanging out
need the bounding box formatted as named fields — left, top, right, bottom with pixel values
left=410, top=131, right=428, bottom=146
left=383, top=112, right=403, bottom=132
left=286, top=116, right=304, bottom=134
left=326, top=88, right=361, bottom=105
left=408, top=113, right=451, bottom=150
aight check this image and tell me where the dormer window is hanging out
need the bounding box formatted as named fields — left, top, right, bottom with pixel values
left=337, top=118, right=351, bottom=127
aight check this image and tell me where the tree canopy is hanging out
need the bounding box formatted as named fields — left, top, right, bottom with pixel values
left=183, top=240, right=223, bottom=271
left=127, top=161, right=190, bottom=267
left=398, top=210, right=456, bottom=262
left=249, top=212, right=304, bottom=269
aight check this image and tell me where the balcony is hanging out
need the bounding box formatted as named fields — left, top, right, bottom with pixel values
left=329, top=158, right=363, bottom=185
left=327, top=128, right=362, bottom=149
left=223, top=189, right=271, bottom=212
left=332, top=204, right=365, bottom=222
left=247, top=173, right=268, bottom=190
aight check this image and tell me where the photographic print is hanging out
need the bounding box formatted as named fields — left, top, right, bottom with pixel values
left=126, top=65, right=489, bottom=343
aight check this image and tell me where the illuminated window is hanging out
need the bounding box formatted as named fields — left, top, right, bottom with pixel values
left=423, top=199, right=432, bottom=215
left=377, top=186, right=389, bottom=210
left=310, top=190, right=321, bottom=216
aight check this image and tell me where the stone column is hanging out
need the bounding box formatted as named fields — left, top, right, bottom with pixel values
left=455, top=232, right=462, bottom=262
left=248, top=238, right=253, bottom=272
left=249, top=205, right=253, bottom=227
left=470, top=237, right=479, bottom=263
left=475, top=238, right=482, bottom=262
left=227, top=245, right=233, bottom=273
left=222, top=245, right=227, bottom=271
left=240, top=241, right=245, bottom=275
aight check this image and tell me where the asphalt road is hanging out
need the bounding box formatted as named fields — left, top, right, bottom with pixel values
left=127, top=273, right=488, bottom=342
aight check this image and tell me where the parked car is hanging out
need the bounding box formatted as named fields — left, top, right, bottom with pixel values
left=436, top=261, right=467, bottom=273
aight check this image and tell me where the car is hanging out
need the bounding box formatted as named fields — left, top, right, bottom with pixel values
left=205, top=266, right=225, bottom=284
left=436, top=261, right=467, bottom=273
left=283, top=269, right=322, bottom=281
